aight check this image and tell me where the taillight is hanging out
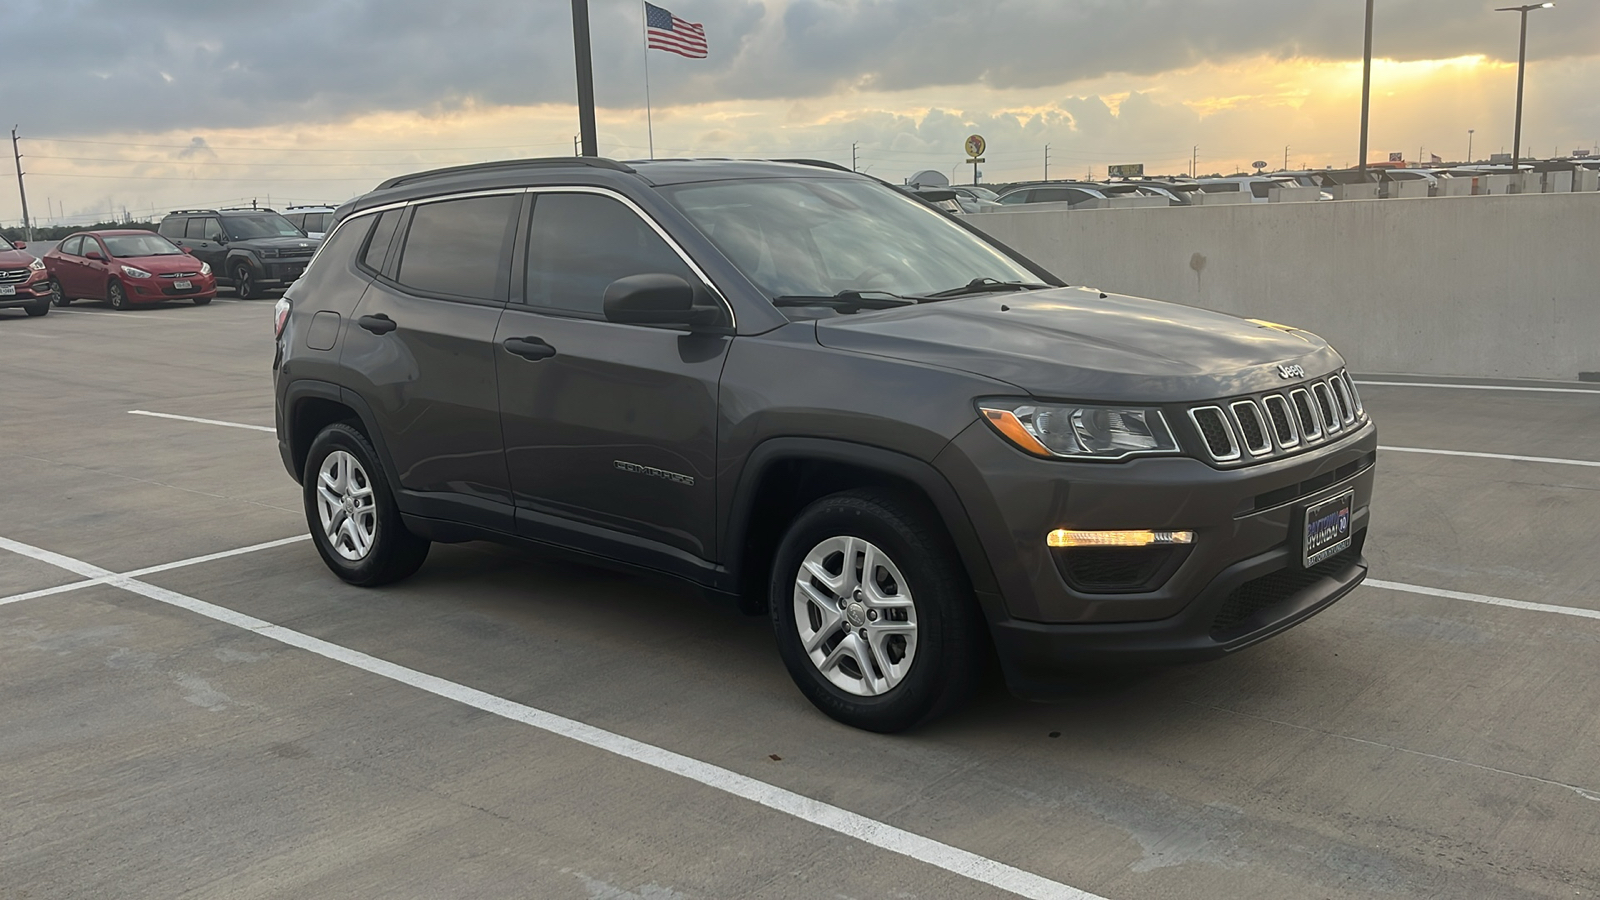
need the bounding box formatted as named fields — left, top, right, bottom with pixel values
left=273, top=297, right=291, bottom=339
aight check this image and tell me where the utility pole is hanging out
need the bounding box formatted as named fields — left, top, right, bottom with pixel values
left=1284, top=145, right=1290, bottom=171
left=1191, top=145, right=1198, bottom=178
left=11, top=127, right=32, bottom=242
left=574, top=135, right=580, bottom=156
left=851, top=142, right=858, bottom=172
left=571, top=0, right=598, bottom=157
left=1467, top=128, right=1475, bottom=163
left=1044, top=144, right=1050, bottom=182
left=1358, top=0, right=1374, bottom=177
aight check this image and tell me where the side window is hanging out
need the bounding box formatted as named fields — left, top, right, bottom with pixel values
left=1251, top=182, right=1274, bottom=199
left=1032, top=188, right=1073, bottom=203
left=525, top=192, right=694, bottom=317
left=360, top=209, right=403, bottom=274
left=187, top=218, right=221, bottom=240
left=307, top=213, right=331, bottom=233
left=283, top=213, right=305, bottom=232
left=61, top=235, right=83, bottom=256
left=157, top=218, right=184, bottom=238
left=999, top=190, right=1030, bottom=204
left=309, top=213, right=375, bottom=273
left=395, top=194, right=519, bottom=301
left=82, top=237, right=103, bottom=257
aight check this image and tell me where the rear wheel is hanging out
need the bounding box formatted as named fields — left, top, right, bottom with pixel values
left=303, top=423, right=429, bottom=586
left=107, top=279, right=129, bottom=310
left=232, top=262, right=257, bottom=300
left=770, top=489, right=984, bottom=732
left=48, top=279, right=68, bottom=306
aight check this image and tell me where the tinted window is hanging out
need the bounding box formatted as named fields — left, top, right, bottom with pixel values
left=1251, top=182, right=1274, bottom=199
left=306, top=213, right=331, bottom=233
left=361, top=209, right=402, bottom=273
left=998, top=190, right=1030, bottom=204
left=157, top=218, right=184, bottom=238
left=525, top=193, right=693, bottom=316
left=282, top=213, right=305, bottom=231
left=61, top=235, right=83, bottom=256
left=396, top=194, right=519, bottom=300
left=188, top=218, right=222, bottom=240
left=1200, top=183, right=1240, bottom=193
left=104, top=234, right=183, bottom=257
left=308, top=213, right=374, bottom=276
left=223, top=213, right=302, bottom=239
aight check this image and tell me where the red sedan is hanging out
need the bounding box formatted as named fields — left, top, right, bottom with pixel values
left=45, top=230, right=217, bottom=309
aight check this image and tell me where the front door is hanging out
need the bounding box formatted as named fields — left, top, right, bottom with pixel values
left=495, top=190, right=731, bottom=571
left=339, top=193, right=522, bottom=532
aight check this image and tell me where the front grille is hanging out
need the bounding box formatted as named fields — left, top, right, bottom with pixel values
left=1189, top=407, right=1239, bottom=460
left=0, top=268, right=28, bottom=284
left=277, top=247, right=316, bottom=258
left=1211, top=547, right=1359, bottom=634
left=1186, top=370, right=1369, bottom=467
left=160, top=271, right=200, bottom=279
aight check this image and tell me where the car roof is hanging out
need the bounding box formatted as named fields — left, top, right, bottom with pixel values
left=74, top=229, right=165, bottom=237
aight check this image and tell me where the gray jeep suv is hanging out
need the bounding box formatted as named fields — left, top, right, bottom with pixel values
left=272, top=157, right=1376, bottom=732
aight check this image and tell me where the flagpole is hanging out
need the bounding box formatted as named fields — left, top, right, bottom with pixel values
left=641, top=2, right=655, bottom=159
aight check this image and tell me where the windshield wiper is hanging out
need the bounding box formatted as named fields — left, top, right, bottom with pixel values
left=771, top=291, right=917, bottom=313
left=920, top=277, right=1053, bottom=299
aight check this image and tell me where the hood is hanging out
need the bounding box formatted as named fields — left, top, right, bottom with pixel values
left=814, top=287, right=1346, bottom=403
left=232, top=235, right=319, bottom=251
left=0, top=247, right=36, bottom=269
left=114, top=253, right=206, bottom=274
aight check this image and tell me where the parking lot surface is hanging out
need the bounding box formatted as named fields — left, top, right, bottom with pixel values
left=2, top=298, right=1597, bottom=899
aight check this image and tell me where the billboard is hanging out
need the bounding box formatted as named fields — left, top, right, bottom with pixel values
left=1108, top=163, right=1144, bottom=178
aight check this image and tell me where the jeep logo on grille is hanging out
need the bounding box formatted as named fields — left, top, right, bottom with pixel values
left=1278, top=364, right=1305, bottom=379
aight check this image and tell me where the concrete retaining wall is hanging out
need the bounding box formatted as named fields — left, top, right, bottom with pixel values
left=968, top=193, right=1600, bottom=380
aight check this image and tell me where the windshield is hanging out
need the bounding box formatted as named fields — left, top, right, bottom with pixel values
left=103, top=233, right=183, bottom=257
left=663, top=178, right=1042, bottom=300
left=224, top=213, right=304, bottom=239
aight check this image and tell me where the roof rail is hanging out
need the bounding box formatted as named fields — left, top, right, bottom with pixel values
left=284, top=204, right=334, bottom=210
left=166, top=209, right=220, bottom=216
left=376, top=156, right=635, bottom=191
left=220, top=206, right=277, bottom=212
left=774, top=158, right=854, bottom=173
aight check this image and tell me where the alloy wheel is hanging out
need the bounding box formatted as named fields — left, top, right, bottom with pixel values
left=792, top=535, right=919, bottom=697
left=316, top=450, right=378, bottom=561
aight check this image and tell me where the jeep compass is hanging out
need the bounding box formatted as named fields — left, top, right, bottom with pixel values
left=272, top=158, right=1376, bottom=732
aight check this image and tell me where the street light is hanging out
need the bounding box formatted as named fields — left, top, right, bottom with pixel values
left=1358, top=0, right=1375, bottom=177
left=1496, top=2, right=1553, bottom=184
left=1467, top=128, right=1475, bottom=163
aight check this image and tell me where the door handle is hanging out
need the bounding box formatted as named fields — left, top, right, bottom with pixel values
left=358, top=314, right=397, bottom=335
left=503, top=336, right=556, bottom=361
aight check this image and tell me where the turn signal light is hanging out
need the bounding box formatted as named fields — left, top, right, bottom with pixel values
left=1047, top=529, right=1195, bottom=548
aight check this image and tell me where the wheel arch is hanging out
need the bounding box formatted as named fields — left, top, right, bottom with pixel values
left=279, top=379, right=402, bottom=493
left=722, top=437, right=1000, bottom=616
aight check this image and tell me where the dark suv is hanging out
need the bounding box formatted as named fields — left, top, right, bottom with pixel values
left=159, top=208, right=320, bottom=299
left=272, top=158, right=1376, bottom=732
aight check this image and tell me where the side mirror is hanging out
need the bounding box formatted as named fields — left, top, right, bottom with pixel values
left=603, top=274, right=722, bottom=328
left=86, top=251, right=104, bottom=261
left=11, top=241, right=24, bottom=250
left=181, top=246, right=194, bottom=255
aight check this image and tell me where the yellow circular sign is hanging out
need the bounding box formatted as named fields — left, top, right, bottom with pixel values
left=964, top=134, right=986, bottom=159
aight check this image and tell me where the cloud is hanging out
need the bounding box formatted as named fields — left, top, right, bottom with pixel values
left=173, top=137, right=215, bottom=160
left=4, top=0, right=1596, bottom=136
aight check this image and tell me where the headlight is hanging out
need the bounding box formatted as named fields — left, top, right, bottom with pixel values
left=258, top=248, right=279, bottom=259
left=121, top=265, right=153, bottom=279
left=980, top=401, right=1179, bottom=460
left=28, top=257, right=45, bottom=270
left=200, top=262, right=212, bottom=276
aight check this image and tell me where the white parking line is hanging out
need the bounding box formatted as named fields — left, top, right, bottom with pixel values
left=0, top=535, right=311, bottom=608
left=0, top=533, right=1102, bottom=900
left=1379, top=445, right=1600, bottom=469
left=1366, top=579, right=1600, bottom=622
left=128, top=410, right=275, bottom=433
left=1357, top=380, right=1600, bottom=395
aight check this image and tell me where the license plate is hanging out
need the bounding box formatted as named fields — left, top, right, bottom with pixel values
left=0, top=285, right=14, bottom=296
left=173, top=280, right=192, bottom=290
left=1301, top=490, right=1355, bottom=567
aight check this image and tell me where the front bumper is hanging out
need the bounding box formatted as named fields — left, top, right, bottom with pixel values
left=127, top=275, right=217, bottom=302
left=0, top=275, right=52, bottom=307
left=934, top=416, right=1378, bottom=689
left=258, top=258, right=311, bottom=285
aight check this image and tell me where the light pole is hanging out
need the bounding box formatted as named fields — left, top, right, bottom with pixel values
left=1496, top=3, right=1553, bottom=184
left=1467, top=128, right=1475, bottom=163
left=1358, top=0, right=1374, bottom=177
left=570, top=0, right=598, bottom=157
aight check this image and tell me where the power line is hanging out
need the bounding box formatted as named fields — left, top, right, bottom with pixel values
left=30, top=136, right=578, bottom=153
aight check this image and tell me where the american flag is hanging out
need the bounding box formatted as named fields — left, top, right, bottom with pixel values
left=645, top=2, right=707, bottom=59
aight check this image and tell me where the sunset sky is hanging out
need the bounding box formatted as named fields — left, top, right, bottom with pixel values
left=5, top=0, right=1598, bottom=227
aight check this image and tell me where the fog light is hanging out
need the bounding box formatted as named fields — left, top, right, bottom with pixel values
left=1047, top=529, right=1195, bottom=548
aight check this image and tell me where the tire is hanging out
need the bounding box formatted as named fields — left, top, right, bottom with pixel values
left=770, top=489, right=984, bottom=733
left=303, top=423, right=429, bottom=586
left=48, top=280, right=69, bottom=306
left=232, top=262, right=257, bottom=300
left=107, top=279, right=129, bottom=310
left=23, top=299, right=49, bottom=317
left=192, top=295, right=212, bottom=306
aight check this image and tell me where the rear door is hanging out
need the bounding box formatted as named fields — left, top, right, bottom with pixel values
left=184, top=217, right=226, bottom=273
left=494, top=189, right=731, bottom=571
left=55, top=235, right=85, bottom=297
left=339, top=192, right=521, bottom=532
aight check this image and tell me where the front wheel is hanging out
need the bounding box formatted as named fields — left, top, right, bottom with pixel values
left=23, top=299, right=49, bottom=317
left=770, top=489, right=984, bottom=733
left=192, top=295, right=212, bottom=306
left=107, top=279, right=129, bottom=310
left=232, top=262, right=257, bottom=300
left=303, top=423, right=430, bottom=586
